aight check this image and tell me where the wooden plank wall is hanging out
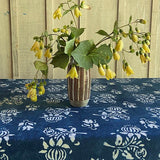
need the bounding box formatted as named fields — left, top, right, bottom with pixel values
left=0, top=0, right=159, bottom=79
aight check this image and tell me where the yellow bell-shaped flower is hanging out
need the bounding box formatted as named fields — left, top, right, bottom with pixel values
left=53, top=7, right=62, bottom=20
left=105, top=68, right=116, bottom=80
left=30, top=94, right=37, bottom=102
left=66, top=66, right=79, bottom=79
left=27, top=88, right=36, bottom=98
left=39, top=41, right=44, bottom=49
left=115, top=39, right=124, bottom=52
left=35, top=49, right=43, bottom=59
left=98, top=64, right=105, bottom=76
left=74, top=7, right=82, bottom=18
left=132, top=34, right=139, bottom=43
left=44, top=49, right=52, bottom=59
left=140, top=54, right=147, bottom=64
left=39, top=85, right=45, bottom=95
left=113, top=51, right=120, bottom=61
left=143, top=43, right=150, bottom=53
left=81, top=1, right=91, bottom=10
left=31, top=41, right=39, bottom=52
left=126, top=65, right=134, bottom=76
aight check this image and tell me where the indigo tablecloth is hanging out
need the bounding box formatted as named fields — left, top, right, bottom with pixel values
left=0, top=79, right=160, bottom=160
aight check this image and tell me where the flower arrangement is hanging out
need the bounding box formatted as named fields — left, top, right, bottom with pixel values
left=26, top=0, right=151, bottom=102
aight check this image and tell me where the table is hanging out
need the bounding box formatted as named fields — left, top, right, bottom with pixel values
left=0, top=79, right=160, bottom=160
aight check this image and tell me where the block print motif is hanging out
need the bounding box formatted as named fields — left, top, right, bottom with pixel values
left=104, top=125, right=149, bottom=160
left=42, top=108, right=78, bottom=123
left=40, top=126, right=85, bottom=160
left=0, top=109, right=20, bottom=124
left=93, top=107, right=130, bottom=121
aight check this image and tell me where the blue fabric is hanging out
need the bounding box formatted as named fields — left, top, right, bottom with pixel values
left=0, top=79, right=160, bottom=160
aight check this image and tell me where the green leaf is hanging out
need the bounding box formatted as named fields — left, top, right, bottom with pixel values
left=50, top=54, right=69, bottom=69
left=58, top=40, right=66, bottom=46
left=44, top=30, right=48, bottom=37
left=89, top=44, right=112, bottom=66
left=64, top=38, right=75, bottom=55
left=70, top=27, right=85, bottom=38
left=71, top=40, right=95, bottom=70
left=63, top=5, right=77, bottom=17
left=41, top=69, right=48, bottom=77
left=49, top=35, right=53, bottom=41
left=63, top=9, right=70, bottom=17
left=114, top=20, right=118, bottom=31
left=34, top=61, right=48, bottom=71
left=129, top=15, right=132, bottom=23
left=96, top=30, right=109, bottom=36
left=33, top=36, right=39, bottom=40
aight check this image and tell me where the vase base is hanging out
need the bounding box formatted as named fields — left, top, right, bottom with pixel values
left=70, top=99, right=89, bottom=107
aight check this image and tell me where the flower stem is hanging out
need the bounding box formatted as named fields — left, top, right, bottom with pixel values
left=67, top=2, right=78, bottom=28
left=95, top=32, right=113, bottom=46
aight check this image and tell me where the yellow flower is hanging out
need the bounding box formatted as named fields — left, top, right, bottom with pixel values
left=81, top=1, right=91, bottom=10
left=31, top=41, right=39, bottom=52
left=74, top=7, right=82, bottom=18
left=35, top=49, right=43, bottom=59
left=44, top=49, right=52, bottom=59
left=146, top=40, right=150, bottom=46
left=142, top=43, right=150, bottom=53
left=66, top=66, right=78, bottom=79
left=113, top=51, right=120, bottom=61
left=30, top=95, right=37, bottom=102
left=140, top=19, right=147, bottom=24
left=115, top=39, right=123, bottom=52
left=39, top=41, right=44, bottom=49
left=140, top=54, right=147, bottom=64
left=102, top=65, right=106, bottom=69
left=98, top=64, right=105, bottom=76
left=39, top=85, right=45, bottom=95
left=53, top=28, right=59, bottom=32
left=53, top=7, right=62, bottom=20
left=146, top=56, right=151, bottom=61
left=105, top=68, right=116, bottom=80
left=61, top=29, right=66, bottom=33
left=146, top=35, right=151, bottom=40
left=126, top=65, right=134, bottom=76
left=132, top=34, right=139, bottom=43
left=27, top=88, right=37, bottom=98
left=25, top=83, right=30, bottom=90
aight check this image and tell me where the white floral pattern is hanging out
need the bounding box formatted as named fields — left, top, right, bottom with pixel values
left=0, top=128, right=14, bottom=146
left=115, top=79, right=132, bottom=83
left=133, top=94, right=156, bottom=104
left=111, top=89, right=122, bottom=95
left=122, top=101, right=137, bottom=108
left=82, top=119, right=99, bottom=130
left=42, top=108, right=78, bottom=123
left=47, top=84, right=67, bottom=92
left=43, top=127, right=86, bottom=142
left=45, top=93, right=68, bottom=104
left=0, top=109, right=20, bottom=124
left=18, top=120, right=36, bottom=131
left=119, top=125, right=149, bottom=140
left=146, top=107, right=160, bottom=119
left=93, top=107, right=130, bottom=121
left=139, top=118, right=159, bottom=129
left=91, top=84, right=107, bottom=91
left=104, top=134, right=147, bottom=160
left=0, top=95, right=26, bottom=106
left=25, top=104, right=40, bottom=111
left=122, top=85, right=141, bottom=92
left=92, top=93, right=117, bottom=104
